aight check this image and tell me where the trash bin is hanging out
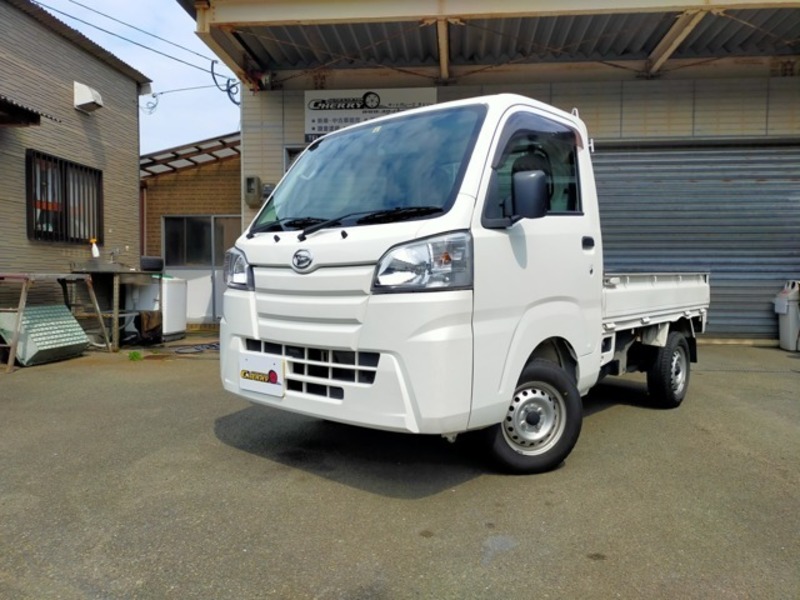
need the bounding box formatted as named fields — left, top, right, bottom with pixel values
left=774, top=280, right=800, bottom=352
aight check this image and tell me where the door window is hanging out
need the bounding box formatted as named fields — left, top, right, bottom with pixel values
left=485, top=112, right=582, bottom=221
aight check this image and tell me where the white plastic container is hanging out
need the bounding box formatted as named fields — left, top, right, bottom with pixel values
left=774, top=280, right=800, bottom=351
left=161, top=277, right=187, bottom=339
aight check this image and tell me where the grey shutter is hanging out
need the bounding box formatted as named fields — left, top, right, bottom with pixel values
left=593, top=144, right=800, bottom=338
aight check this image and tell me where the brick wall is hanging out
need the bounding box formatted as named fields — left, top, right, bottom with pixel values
left=141, top=157, right=242, bottom=256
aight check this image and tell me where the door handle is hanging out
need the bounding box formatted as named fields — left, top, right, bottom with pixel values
left=582, top=236, right=595, bottom=250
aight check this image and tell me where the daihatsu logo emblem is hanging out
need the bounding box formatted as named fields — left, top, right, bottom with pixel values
left=292, top=249, right=313, bottom=272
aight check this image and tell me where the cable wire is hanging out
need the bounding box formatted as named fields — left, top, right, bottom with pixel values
left=65, top=0, right=219, bottom=63
left=34, top=0, right=213, bottom=74
left=32, top=0, right=241, bottom=106
left=140, top=85, right=220, bottom=114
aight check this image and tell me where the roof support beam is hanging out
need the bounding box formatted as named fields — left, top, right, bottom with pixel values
left=195, top=1, right=248, bottom=82
left=195, top=1, right=796, bottom=25
left=646, top=9, right=709, bottom=76
left=436, top=18, right=450, bottom=83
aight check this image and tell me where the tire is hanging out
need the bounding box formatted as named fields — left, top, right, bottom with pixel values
left=482, top=359, right=583, bottom=474
left=362, top=92, right=380, bottom=109
left=647, top=332, right=690, bottom=409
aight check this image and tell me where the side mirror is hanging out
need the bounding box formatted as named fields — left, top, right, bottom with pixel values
left=513, top=170, right=548, bottom=220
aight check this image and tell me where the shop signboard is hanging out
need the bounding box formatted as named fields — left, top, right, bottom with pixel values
left=304, top=88, right=437, bottom=142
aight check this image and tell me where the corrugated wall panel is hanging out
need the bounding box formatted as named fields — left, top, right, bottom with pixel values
left=767, top=78, right=800, bottom=135
left=0, top=2, right=141, bottom=275
left=621, top=80, right=694, bottom=138
left=593, top=145, right=800, bottom=338
left=552, top=82, right=622, bottom=138
left=694, top=80, right=769, bottom=136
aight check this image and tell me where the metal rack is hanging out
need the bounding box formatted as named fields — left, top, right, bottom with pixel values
left=0, top=273, right=111, bottom=373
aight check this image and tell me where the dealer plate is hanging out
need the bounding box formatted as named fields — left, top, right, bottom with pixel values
left=238, top=352, right=285, bottom=398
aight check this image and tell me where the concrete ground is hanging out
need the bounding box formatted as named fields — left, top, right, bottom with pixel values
left=1, top=339, right=798, bottom=599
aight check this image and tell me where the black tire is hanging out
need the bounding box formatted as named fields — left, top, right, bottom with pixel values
left=362, top=92, right=380, bottom=109
left=481, top=359, right=583, bottom=474
left=647, top=332, right=690, bottom=409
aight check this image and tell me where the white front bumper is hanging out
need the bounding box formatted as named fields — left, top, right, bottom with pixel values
left=220, top=288, right=473, bottom=434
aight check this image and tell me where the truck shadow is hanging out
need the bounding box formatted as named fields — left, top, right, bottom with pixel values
left=582, top=376, right=661, bottom=416
left=214, top=406, right=485, bottom=499
left=214, top=377, right=660, bottom=499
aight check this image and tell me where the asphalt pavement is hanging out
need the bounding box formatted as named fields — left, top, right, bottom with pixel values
left=1, top=340, right=798, bottom=599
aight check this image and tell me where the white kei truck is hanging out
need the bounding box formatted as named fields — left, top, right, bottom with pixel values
left=221, top=93, right=710, bottom=474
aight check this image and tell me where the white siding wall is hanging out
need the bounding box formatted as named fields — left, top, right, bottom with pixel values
left=0, top=2, right=142, bottom=275
left=241, top=89, right=305, bottom=225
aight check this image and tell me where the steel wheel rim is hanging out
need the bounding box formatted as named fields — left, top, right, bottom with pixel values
left=671, top=346, right=688, bottom=396
left=502, top=382, right=565, bottom=456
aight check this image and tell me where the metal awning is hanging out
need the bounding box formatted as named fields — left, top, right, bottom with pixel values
left=0, top=94, right=62, bottom=127
left=177, top=1, right=800, bottom=89
left=140, top=132, right=241, bottom=178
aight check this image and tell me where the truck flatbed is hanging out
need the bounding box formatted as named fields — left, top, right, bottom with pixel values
left=602, top=272, right=709, bottom=333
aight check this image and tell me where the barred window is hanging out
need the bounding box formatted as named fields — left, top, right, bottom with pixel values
left=26, top=150, right=103, bottom=244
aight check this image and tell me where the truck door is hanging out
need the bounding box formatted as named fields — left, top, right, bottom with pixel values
left=469, top=109, right=603, bottom=427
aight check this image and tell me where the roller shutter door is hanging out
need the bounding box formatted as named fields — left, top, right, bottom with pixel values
left=593, top=145, right=800, bottom=338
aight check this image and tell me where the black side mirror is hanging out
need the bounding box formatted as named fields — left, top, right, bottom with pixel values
left=513, top=170, right=548, bottom=219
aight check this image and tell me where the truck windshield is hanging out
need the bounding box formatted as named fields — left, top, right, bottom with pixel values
left=251, top=104, right=487, bottom=232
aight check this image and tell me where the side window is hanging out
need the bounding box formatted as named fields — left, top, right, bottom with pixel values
left=164, top=216, right=212, bottom=267
left=485, top=112, right=581, bottom=221
left=26, top=150, right=104, bottom=243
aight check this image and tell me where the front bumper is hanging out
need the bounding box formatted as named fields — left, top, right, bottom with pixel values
left=220, top=288, right=473, bottom=434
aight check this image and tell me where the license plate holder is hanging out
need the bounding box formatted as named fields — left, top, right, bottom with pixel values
left=239, top=352, right=285, bottom=398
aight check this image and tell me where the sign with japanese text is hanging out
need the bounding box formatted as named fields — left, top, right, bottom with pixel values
left=304, top=88, right=437, bottom=142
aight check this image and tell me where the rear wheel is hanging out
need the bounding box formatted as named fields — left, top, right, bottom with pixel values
left=482, top=359, right=583, bottom=474
left=647, top=332, right=690, bottom=408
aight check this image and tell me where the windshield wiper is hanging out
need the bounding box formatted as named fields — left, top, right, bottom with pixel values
left=246, top=216, right=325, bottom=239
left=356, top=206, right=444, bottom=225
left=297, top=211, right=373, bottom=241
left=297, top=206, right=445, bottom=241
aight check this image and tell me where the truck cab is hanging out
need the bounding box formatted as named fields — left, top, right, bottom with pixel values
left=220, top=94, right=708, bottom=473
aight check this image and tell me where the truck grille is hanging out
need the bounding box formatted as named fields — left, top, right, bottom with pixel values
left=245, top=338, right=380, bottom=400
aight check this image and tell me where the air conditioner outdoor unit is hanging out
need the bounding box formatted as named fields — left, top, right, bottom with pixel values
left=74, top=81, right=103, bottom=112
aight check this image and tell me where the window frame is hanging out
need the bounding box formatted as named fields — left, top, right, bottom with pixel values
left=25, top=149, right=104, bottom=244
left=482, top=110, right=583, bottom=229
left=163, top=214, right=240, bottom=269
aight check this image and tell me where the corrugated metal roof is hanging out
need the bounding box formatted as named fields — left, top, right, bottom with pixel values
left=449, top=13, right=676, bottom=64
left=235, top=21, right=439, bottom=70
left=222, top=9, right=799, bottom=75
left=6, top=0, right=150, bottom=85
left=677, top=9, right=800, bottom=59
left=140, top=132, right=240, bottom=178
left=0, top=93, right=62, bottom=124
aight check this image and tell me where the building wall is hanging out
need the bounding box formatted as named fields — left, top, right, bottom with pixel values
left=240, top=90, right=304, bottom=225
left=141, top=158, right=241, bottom=256
left=0, top=1, right=142, bottom=276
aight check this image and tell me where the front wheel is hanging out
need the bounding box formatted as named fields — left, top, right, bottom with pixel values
left=481, top=360, right=583, bottom=474
left=647, top=332, right=690, bottom=409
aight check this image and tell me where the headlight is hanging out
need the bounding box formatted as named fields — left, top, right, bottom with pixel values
left=372, top=231, right=473, bottom=293
left=224, top=247, right=254, bottom=290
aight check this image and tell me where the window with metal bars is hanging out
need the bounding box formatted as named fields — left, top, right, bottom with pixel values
left=26, top=149, right=103, bottom=244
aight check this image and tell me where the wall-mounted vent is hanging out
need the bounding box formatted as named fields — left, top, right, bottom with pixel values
left=74, top=81, right=103, bottom=112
